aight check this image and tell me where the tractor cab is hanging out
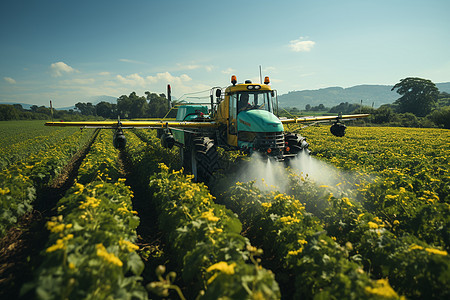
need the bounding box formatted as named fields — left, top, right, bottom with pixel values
left=215, top=76, right=286, bottom=155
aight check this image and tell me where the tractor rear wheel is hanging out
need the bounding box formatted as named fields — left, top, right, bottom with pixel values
left=193, top=137, right=219, bottom=183
left=181, top=136, right=219, bottom=183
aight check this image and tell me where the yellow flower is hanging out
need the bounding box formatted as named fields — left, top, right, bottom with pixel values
left=425, top=247, right=447, bottom=256
left=342, top=197, right=353, bottom=207
left=46, top=234, right=73, bottom=253
left=0, top=187, right=10, bottom=195
left=280, top=216, right=300, bottom=225
left=46, top=239, right=66, bottom=252
left=261, top=202, right=272, bottom=209
left=74, top=182, right=84, bottom=194
left=201, top=210, right=220, bottom=222
left=409, top=244, right=424, bottom=251
left=288, top=249, right=303, bottom=256
left=206, top=261, right=236, bottom=275
left=159, top=163, right=169, bottom=172
left=365, top=279, right=399, bottom=298
left=209, top=228, right=223, bottom=234
left=373, top=216, right=382, bottom=223
left=96, top=243, right=123, bottom=267
left=119, top=239, right=139, bottom=252
left=368, top=222, right=379, bottom=229
left=79, top=196, right=101, bottom=209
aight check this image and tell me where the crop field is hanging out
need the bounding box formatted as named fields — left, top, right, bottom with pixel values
left=0, top=120, right=449, bottom=299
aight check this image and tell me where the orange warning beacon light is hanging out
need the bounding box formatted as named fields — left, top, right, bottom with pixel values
left=231, top=75, right=237, bottom=85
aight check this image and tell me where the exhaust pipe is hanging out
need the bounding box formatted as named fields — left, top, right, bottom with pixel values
left=167, top=84, right=171, bottom=110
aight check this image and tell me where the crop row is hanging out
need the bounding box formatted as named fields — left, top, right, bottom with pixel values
left=297, top=126, right=449, bottom=248
left=251, top=125, right=449, bottom=299
left=124, top=130, right=281, bottom=299
left=0, top=127, right=79, bottom=169
left=216, top=179, right=401, bottom=299
left=0, top=120, right=62, bottom=149
left=23, top=130, right=147, bottom=299
left=0, top=129, right=93, bottom=237
left=285, top=172, right=448, bottom=299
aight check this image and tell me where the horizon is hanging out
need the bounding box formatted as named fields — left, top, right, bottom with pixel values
left=1, top=0, right=449, bottom=107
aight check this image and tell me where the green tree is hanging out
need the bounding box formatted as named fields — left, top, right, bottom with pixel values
left=75, top=102, right=96, bottom=116
left=95, top=101, right=117, bottom=118
left=0, top=104, right=20, bottom=120
left=391, top=77, right=439, bottom=117
left=145, top=92, right=169, bottom=117
left=429, top=106, right=450, bottom=129
left=437, top=92, right=450, bottom=107
left=372, top=105, right=395, bottom=124
left=117, top=92, right=147, bottom=118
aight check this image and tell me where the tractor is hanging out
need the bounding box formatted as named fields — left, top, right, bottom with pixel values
left=45, top=75, right=368, bottom=183
left=158, top=75, right=365, bottom=182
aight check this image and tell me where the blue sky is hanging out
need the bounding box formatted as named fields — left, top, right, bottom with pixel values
left=1, top=0, right=449, bottom=107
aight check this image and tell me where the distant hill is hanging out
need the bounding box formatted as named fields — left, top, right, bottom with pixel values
left=278, top=82, right=450, bottom=109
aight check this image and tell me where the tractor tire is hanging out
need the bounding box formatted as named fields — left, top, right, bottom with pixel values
left=193, top=136, right=220, bottom=183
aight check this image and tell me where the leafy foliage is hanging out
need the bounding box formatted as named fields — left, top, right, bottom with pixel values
left=391, top=77, right=439, bottom=117
left=23, top=130, right=147, bottom=299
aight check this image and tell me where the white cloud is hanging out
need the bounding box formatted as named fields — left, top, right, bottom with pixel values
left=4, top=77, right=16, bottom=84
left=98, top=71, right=110, bottom=76
left=175, top=63, right=215, bottom=72
left=149, top=72, right=191, bottom=83
left=221, top=68, right=235, bottom=74
left=115, top=72, right=192, bottom=87
left=50, top=62, right=77, bottom=77
left=119, top=58, right=146, bottom=64
left=60, top=78, right=96, bottom=85
left=289, top=37, right=315, bottom=52
left=116, top=73, right=146, bottom=86
left=177, top=63, right=201, bottom=70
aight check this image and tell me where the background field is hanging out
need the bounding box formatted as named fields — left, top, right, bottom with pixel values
left=0, top=121, right=448, bottom=299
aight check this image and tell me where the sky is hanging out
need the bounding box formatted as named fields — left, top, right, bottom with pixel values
left=0, top=0, right=449, bottom=108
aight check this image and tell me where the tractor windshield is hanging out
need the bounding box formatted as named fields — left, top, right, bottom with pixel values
left=237, top=91, right=273, bottom=114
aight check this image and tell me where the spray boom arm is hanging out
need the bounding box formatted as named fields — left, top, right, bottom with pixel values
left=280, top=113, right=369, bottom=124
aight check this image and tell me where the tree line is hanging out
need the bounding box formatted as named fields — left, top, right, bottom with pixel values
left=1, top=77, right=449, bottom=128
left=285, top=77, right=450, bottom=129
left=0, top=91, right=175, bottom=121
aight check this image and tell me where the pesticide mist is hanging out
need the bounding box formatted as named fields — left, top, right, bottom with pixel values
left=233, top=152, right=371, bottom=196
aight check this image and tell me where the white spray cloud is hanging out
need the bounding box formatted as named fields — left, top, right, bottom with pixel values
left=233, top=153, right=289, bottom=192
left=231, top=151, right=372, bottom=197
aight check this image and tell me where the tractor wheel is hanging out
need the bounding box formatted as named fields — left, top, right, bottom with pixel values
left=192, top=136, right=220, bottom=183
